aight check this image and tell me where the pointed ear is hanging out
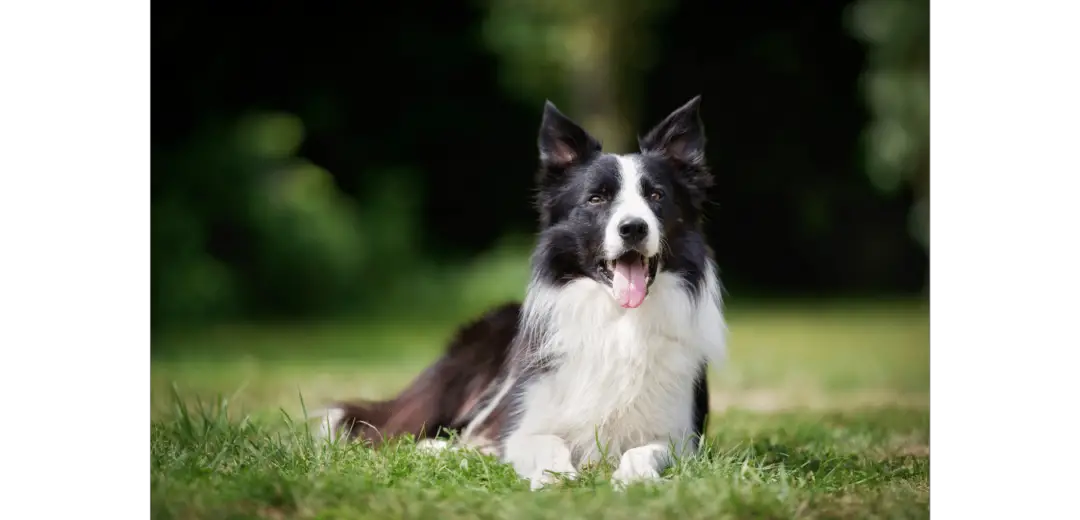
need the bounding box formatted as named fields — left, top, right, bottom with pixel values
left=639, top=95, right=707, bottom=168
left=538, top=101, right=601, bottom=171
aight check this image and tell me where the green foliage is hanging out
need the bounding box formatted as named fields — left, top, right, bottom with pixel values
left=153, top=124, right=248, bottom=326
left=482, top=0, right=673, bottom=150
left=481, top=0, right=670, bottom=103
left=152, top=112, right=447, bottom=329
left=848, top=0, right=930, bottom=249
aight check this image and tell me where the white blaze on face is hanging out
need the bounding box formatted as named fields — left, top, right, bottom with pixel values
left=606, top=155, right=661, bottom=260
left=603, top=155, right=662, bottom=309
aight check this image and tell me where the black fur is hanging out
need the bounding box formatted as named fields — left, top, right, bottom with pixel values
left=692, top=366, right=710, bottom=449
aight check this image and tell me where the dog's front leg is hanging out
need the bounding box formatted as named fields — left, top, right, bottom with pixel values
left=611, top=441, right=675, bottom=489
left=503, top=433, right=578, bottom=490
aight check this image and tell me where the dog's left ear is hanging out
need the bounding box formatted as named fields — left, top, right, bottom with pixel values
left=639, top=95, right=708, bottom=172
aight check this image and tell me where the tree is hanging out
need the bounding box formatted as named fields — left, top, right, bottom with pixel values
left=481, top=0, right=672, bottom=152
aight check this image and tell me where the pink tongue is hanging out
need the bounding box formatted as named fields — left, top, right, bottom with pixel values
left=612, top=260, right=648, bottom=308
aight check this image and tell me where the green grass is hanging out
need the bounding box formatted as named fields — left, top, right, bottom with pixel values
left=151, top=299, right=929, bottom=519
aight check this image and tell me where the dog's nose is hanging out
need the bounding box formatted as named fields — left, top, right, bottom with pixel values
left=618, top=218, right=649, bottom=244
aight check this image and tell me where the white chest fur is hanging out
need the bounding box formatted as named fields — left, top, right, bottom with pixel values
left=509, top=264, right=727, bottom=469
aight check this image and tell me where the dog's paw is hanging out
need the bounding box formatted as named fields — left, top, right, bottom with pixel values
left=611, top=445, right=668, bottom=491
left=506, top=434, right=579, bottom=491
left=611, top=466, right=662, bottom=491
left=529, top=468, right=579, bottom=491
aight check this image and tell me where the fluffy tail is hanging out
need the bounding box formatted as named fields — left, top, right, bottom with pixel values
left=316, top=302, right=521, bottom=446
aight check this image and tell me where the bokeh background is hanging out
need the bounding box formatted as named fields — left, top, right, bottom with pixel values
left=152, top=0, right=929, bottom=418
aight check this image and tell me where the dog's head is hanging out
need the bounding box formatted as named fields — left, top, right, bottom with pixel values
left=532, top=96, right=714, bottom=309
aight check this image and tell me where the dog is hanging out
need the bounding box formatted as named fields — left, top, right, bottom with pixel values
left=317, top=96, right=727, bottom=490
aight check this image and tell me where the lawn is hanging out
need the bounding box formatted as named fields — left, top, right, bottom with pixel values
left=150, top=298, right=929, bottom=519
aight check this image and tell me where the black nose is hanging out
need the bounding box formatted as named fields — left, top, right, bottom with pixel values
left=618, top=218, right=649, bottom=244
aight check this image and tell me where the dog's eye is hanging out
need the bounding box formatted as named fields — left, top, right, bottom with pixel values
left=650, top=190, right=665, bottom=202
left=587, top=195, right=605, bottom=205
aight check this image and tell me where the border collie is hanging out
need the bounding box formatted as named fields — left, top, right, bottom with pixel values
left=318, top=96, right=727, bottom=490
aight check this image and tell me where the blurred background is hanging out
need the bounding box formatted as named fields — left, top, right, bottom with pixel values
left=152, top=0, right=929, bottom=416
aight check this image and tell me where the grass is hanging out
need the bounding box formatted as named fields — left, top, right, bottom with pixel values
left=151, top=298, right=929, bottom=519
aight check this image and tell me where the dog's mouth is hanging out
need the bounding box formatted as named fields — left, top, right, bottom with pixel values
left=596, top=251, right=660, bottom=309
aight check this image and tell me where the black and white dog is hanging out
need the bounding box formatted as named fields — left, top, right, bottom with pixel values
left=318, top=96, right=727, bottom=490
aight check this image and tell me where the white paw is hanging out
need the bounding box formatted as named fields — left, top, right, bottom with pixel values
left=505, top=434, right=578, bottom=491
left=611, top=466, right=661, bottom=491
left=529, top=467, right=579, bottom=491
left=611, top=444, right=669, bottom=490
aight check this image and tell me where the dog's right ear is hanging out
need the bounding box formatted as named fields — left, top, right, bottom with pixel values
left=538, top=101, right=601, bottom=172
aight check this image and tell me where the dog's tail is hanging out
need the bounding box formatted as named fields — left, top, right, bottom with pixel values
left=315, top=359, right=459, bottom=445
left=315, top=302, right=521, bottom=447
left=315, top=399, right=391, bottom=444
